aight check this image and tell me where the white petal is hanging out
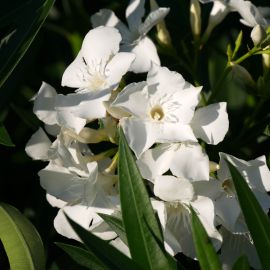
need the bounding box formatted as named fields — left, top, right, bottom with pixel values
left=33, top=82, right=58, bottom=125
left=46, top=193, right=66, bottom=208
left=138, top=8, right=170, bottom=36
left=151, top=199, right=167, bottom=228
left=91, top=9, right=131, bottom=40
left=120, top=118, right=157, bottom=158
left=55, top=93, right=88, bottom=126
left=110, top=238, right=131, bottom=257
left=106, top=52, right=135, bottom=88
left=147, top=64, right=186, bottom=93
left=220, top=226, right=261, bottom=270
left=82, top=26, right=121, bottom=66
left=218, top=153, right=270, bottom=192
left=44, top=124, right=60, bottom=136
left=61, top=51, right=90, bottom=88
left=122, top=37, right=160, bottom=73
left=154, top=176, right=195, bottom=202
left=71, top=91, right=111, bottom=120
left=193, top=179, right=222, bottom=200
left=230, top=0, right=267, bottom=28
left=126, top=0, right=145, bottom=32
left=165, top=206, right=194, bottom=256
left=105, top=101, right=130, bottom=119
left=147, top=64, right=201, bottom=123
left=191, top=196, right=223, bottom=250
left=39, top=162, right=95, bottom=204
left=137, top=144, right=175, bottom=181
left=54, top=205, right=116, bottom=242
left=191, top=102, right=229, bottom=144
left=205, top=2, right=229, bottom=35
left=215, top=195, right=241, bottom=232
left=111, top=82, right=149, bottom=118
left=155, top=122, right=197, bottom=143
left=25, top=128, right=51, bottom=160
left=170, top=143, right=209, bottom=181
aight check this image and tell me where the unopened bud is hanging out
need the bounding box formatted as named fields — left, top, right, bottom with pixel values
left=150, top=0, right=172, bottom=46
left=262, top=52, right=270, bottom=69
left=209, top=161, right=220, bottom=173
left=230, top=64, right=255, bottom=87
left=251, top=24, right=266, bottom=46
left=190, top=0, right=201, bottom=38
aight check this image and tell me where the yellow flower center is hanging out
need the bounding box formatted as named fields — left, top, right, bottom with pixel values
left=150, top=105, right=164, bottom=121
left=89, top=73, right=106, bottom=90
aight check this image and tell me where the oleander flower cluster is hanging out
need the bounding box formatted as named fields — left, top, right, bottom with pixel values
left=25, top=0, right=270, bottom=269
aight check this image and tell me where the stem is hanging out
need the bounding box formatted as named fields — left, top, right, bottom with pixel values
left=84, top=148, right=117, bottom=163
left=105, top=152, right=119, bottom=174
left=233, top=47, right=259, bottom=65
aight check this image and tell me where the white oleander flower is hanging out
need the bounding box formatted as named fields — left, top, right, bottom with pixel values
left=60, top=26, right=135, bottom=123
left=31, top=82, right=86, bottom=134
left=91, top=0, right=169, bottom=73
left=112, top=64, right=229, bottom=157
left=136, top=144, right=221, bottom=257
left=194, top=152, right=270, bottom=234
left=200, top=0, right=270, bottom=40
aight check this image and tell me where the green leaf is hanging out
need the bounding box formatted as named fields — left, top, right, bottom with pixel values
left=65, top=214, right=141, bottom=270
left=232, top=31, right=243, bottom=59
left=0, top=203, right=45, bottom=270
left=0, top=124, right=15, bottom=146
left=232, top=255, right=250, bottom=270
left=98, top=214, right=128, bottom=245
left=0, top=0, right=55, bottom=89
left=118, top=129, right=178, bottom=270
left=56, top=242, right=109, bottom=270
left=226, top=161, right=270, bottom=269
left=227, top=44, right=233, bottom=61
left=190, top=207, right=222, bottom=270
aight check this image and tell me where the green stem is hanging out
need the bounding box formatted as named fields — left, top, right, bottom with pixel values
left=233, top=47, right=259, bottom=65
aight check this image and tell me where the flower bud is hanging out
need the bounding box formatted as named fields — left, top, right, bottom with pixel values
left=230, top=64, right=255, bottom=88
left=262, top=53, right=270, bottom=69
left=209, top=161, right=220, bottom=173
left=150, top=0, right=172, bottom=46
left=190, top=0, right=201, bottom=38
left=251, top=24, right=266, bottom=46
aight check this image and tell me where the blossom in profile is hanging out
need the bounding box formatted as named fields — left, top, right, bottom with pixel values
left=112, top=64, right=229, bottom=157
left=200, top=0, right=270, bottom=41
left=30, top=82, right=86, bottom=134
left=91, top=0, right=169, bottom=73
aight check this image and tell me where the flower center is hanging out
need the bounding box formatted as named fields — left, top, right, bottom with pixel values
left=222, top=179, right=235, bottom=197
left=89, top=73, right=107, bottom=90
left=150, top=105, right=164, bottom=121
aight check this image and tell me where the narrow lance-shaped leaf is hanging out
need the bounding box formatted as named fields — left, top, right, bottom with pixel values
left=0, top=0, right=55, bottom=90
left=226, top=160, right=270, bottom=270
left=232, top=31, right=243, bottom=59
left=65, top=214, right=141, bottom=270
left=56, top=242, right=109, bottom=270
left=118, top=129, right=178, bottom=270
left=190, top=207, right=222, bottom=270
left=0, top=203, right=45, bottom=270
